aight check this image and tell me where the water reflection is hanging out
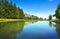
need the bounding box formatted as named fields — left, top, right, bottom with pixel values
left=54, top=23, right=60, bottom=39
left=16, top=21, right=58, bottom=39
left=49, top=21, right=60, bottom=39
left=49, top=22, right=52, bottom=28
left=0, top=22, right=25, bottom=39
left=0, top=21, right=60, bottom=39
left=25, top=20, right=38, bottom=25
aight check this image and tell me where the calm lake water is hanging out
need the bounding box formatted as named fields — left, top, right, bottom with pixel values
left=0, top=21, right=60, bottom=39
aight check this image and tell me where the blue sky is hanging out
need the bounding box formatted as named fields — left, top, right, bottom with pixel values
left=9, top=0, right=60, bottom=18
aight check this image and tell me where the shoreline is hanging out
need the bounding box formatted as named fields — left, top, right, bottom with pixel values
left=0, top=19, right=25, bottom=22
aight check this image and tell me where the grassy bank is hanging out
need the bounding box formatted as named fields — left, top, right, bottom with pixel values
left=49, top=19, right=60, bottom=23
left=53, top=20, right=60, bottom=23
left=0, top=19, right=25, bottom=22
left=0, top=19, right=40, bottom=22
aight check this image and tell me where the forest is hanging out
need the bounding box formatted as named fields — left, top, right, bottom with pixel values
left=0, top=0, right=41, bottom=21
left=0, top=0, right=25, bottom=19
left=49, top=4, right=60, bottom=22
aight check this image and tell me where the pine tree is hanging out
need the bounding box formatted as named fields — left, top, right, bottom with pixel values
left=54, top=4, right=60, bottom=19
left=0, top=0, right=25, bottom=19
left=49, top=14, right=52, bottom=21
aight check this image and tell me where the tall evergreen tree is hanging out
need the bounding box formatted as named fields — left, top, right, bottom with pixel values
left=0, top=0, right=25, bottom=19
left=49, top=14, right=52, bottom=21
left=54, top=4, right=60, bottom=19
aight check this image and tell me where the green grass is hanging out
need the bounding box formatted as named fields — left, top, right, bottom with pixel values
left=0, top=19, right=41, bottom=22
left=0, top=19, right=25, bottom=22
left=50, top=19, right=60, bottom=23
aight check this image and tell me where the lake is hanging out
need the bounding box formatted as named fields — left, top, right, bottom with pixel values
left=0, top=21, right=60, bottom=39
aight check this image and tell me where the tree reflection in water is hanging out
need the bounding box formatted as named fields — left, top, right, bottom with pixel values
left=54, top=22, right=60, bottom=39
left=0, top=21, right=25, bottom=39
left=49, top=22, right=52, bottom=28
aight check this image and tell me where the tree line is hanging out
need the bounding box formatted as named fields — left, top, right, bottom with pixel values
left=54, top=4, right=60, bottom=20
left=0, top=0, right=25, bottom=19
left=0, top=0, right=41, bottom=20
left=49, top=4, right=60, bottom=21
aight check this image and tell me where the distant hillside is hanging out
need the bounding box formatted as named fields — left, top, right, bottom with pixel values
left=24, top=13, right=32, bottom=18
left=24, top=13, right=39, bottom=20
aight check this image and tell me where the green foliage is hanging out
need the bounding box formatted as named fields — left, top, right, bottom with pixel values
left=25, top=14, right=39, bottom=20
left=31, top=15, right=39, bottom=20
left=0, top=0, right=25, bottom=19
left=39, top=17, right=43, bottom=20
left=49, top=14, right=52, bottom=20
left=54, top=4, right=60, bottom=19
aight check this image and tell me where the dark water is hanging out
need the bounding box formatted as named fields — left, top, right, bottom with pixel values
left=0, top=21, right=60, bottom=39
